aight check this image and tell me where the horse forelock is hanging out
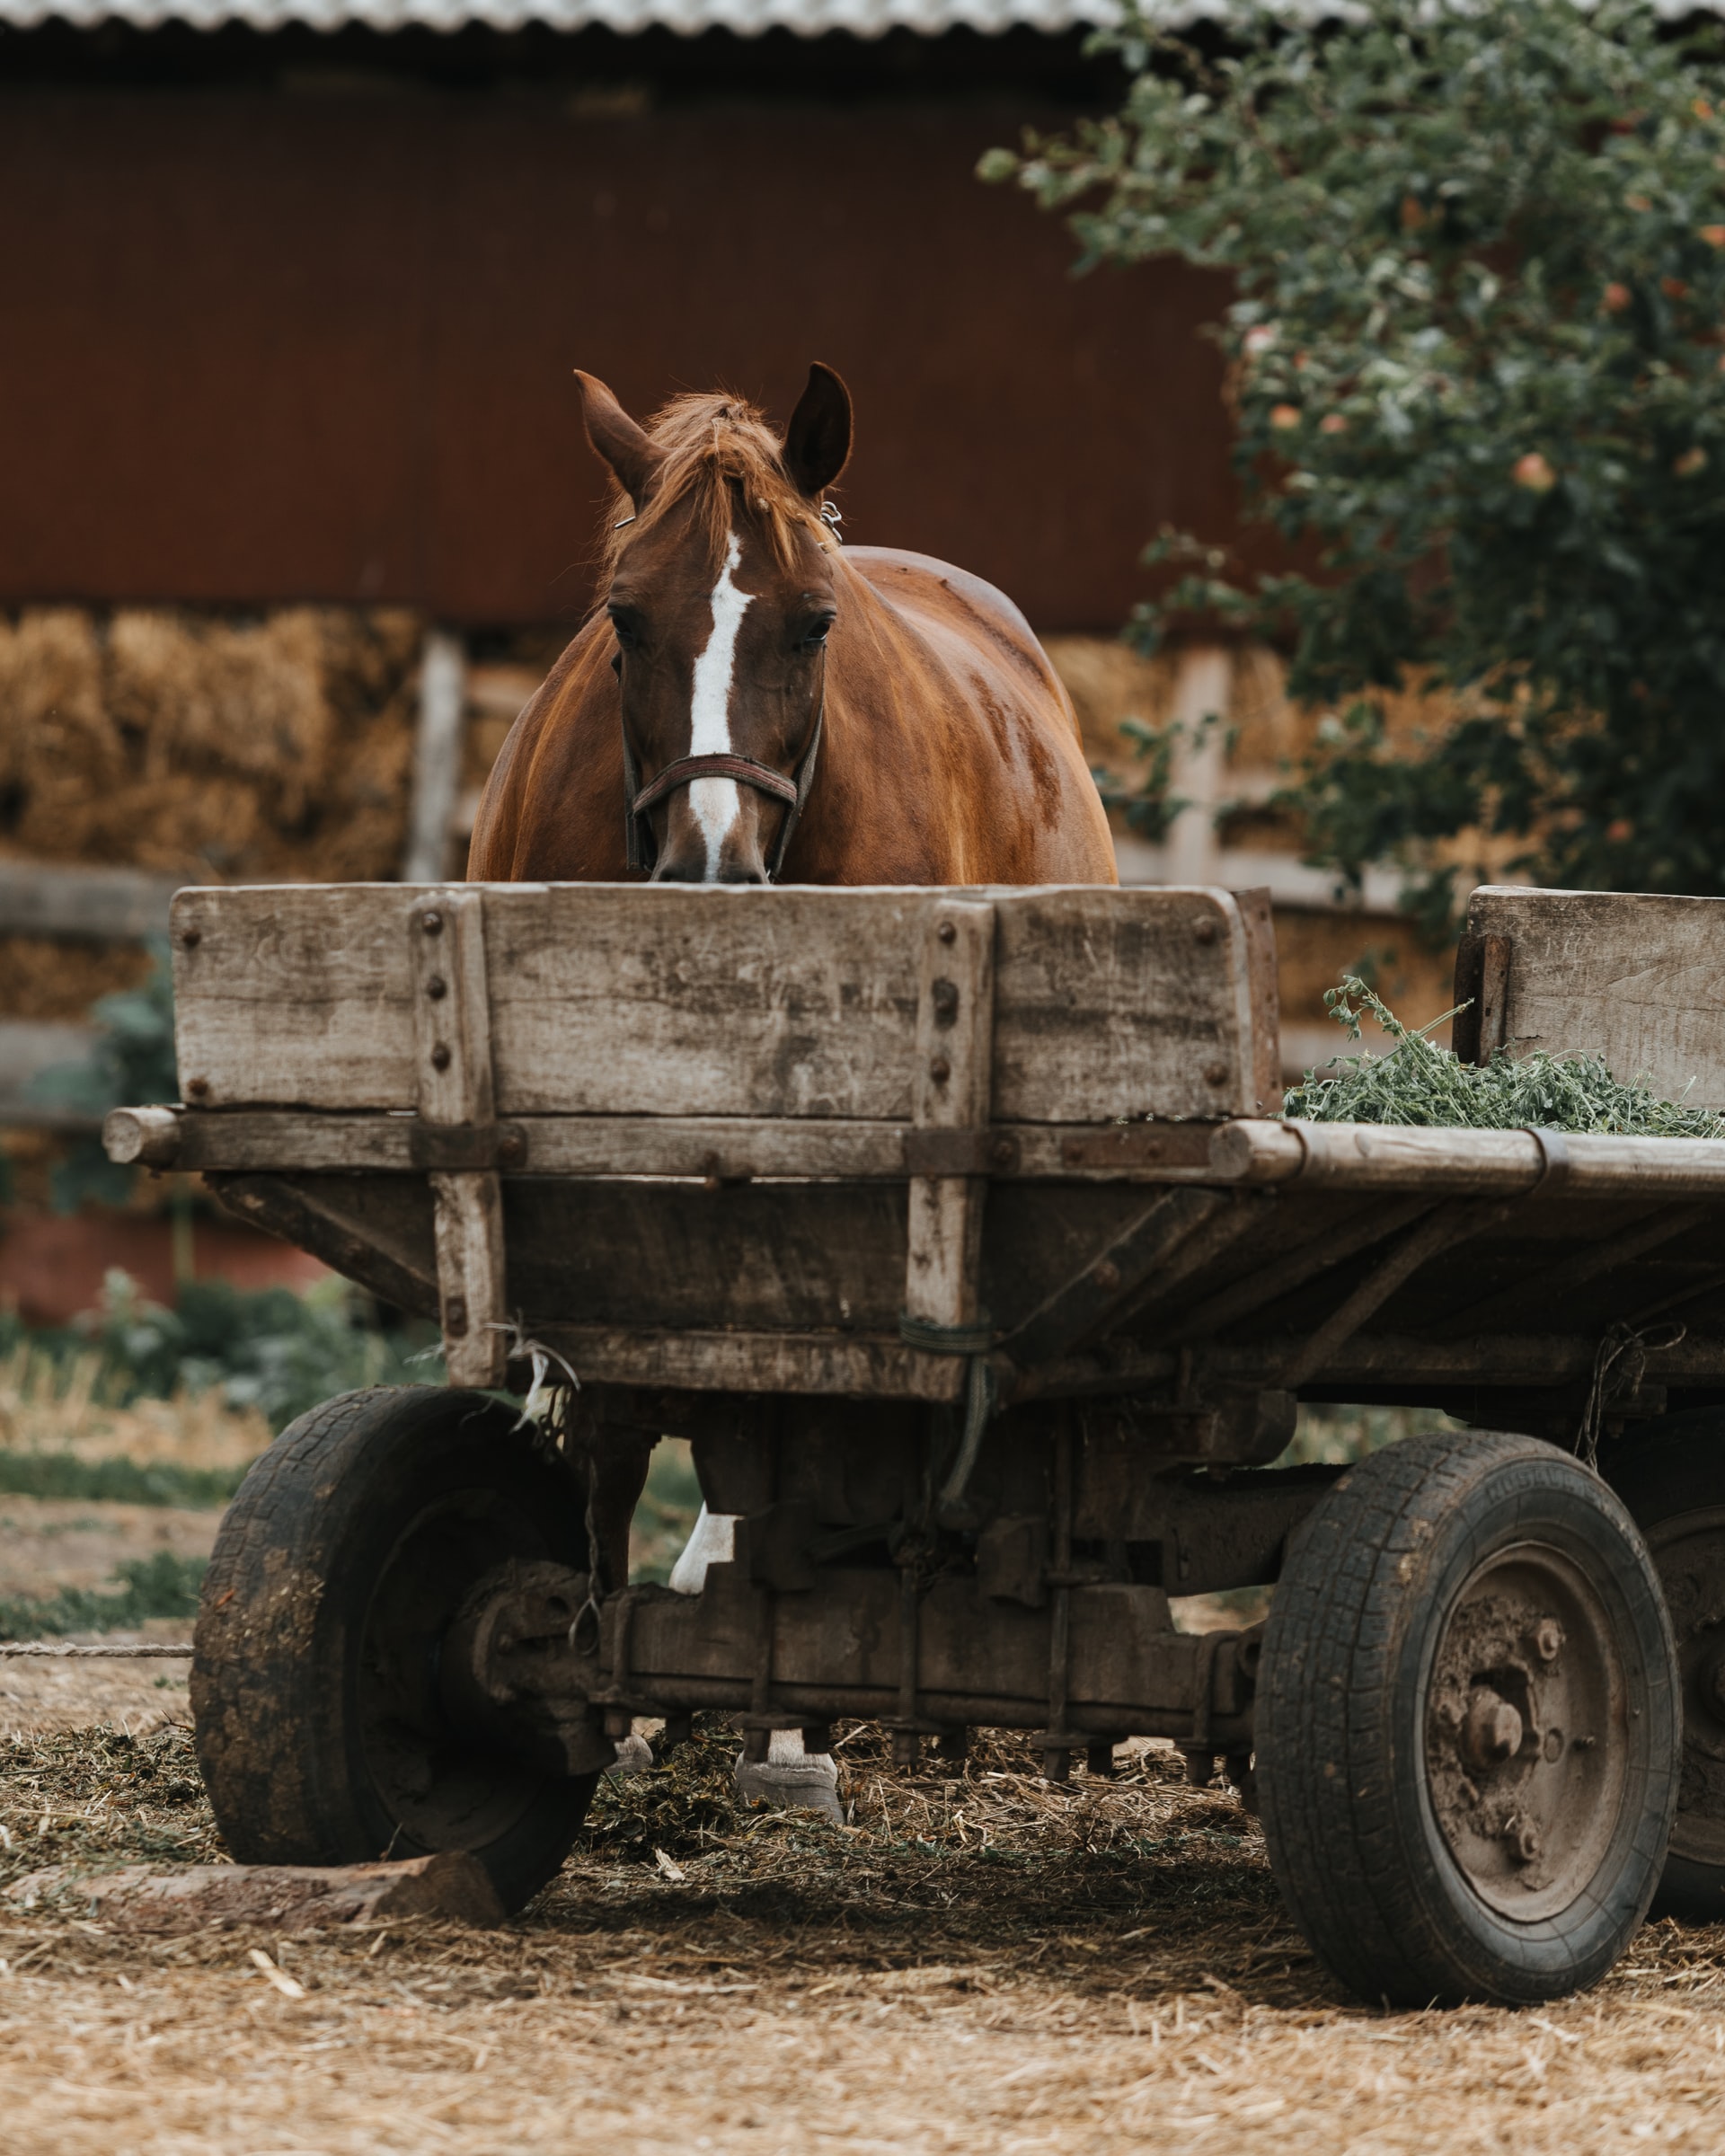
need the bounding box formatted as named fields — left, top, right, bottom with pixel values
left=601, top=390, right=828, bottom=581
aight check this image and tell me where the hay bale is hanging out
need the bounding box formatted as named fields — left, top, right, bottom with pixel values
left=0, top=605, right=423, bottom=885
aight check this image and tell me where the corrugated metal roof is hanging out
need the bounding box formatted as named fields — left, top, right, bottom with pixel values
left=3, top=0, right=1121, bottom=31
left=4, top=0, right=1710, bottom=40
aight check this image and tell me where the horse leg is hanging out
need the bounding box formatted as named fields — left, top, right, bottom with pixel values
left=668, top=1504, right=843, bottom=1823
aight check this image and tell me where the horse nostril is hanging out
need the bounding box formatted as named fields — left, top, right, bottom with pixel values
left=718, top=862, right=769, bottom=886
left=651, top=856, right=706, bottom=884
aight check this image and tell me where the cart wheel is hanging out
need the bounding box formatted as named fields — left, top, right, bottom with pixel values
left=1605, top=1416, right=1725, bottom=1922
left=1257, top=1429, right=1677, bottom=2006
left=192, top=1385, right=598, bottom=1913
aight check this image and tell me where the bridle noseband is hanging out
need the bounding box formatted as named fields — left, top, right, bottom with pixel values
left=620, top=691, right=825, bottom=881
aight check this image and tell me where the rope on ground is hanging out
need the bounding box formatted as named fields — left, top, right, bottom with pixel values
left=0, top=1642, right=193, bottom=1658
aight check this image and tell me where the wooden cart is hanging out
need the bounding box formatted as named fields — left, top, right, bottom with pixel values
left=105, top=879, right=1725, bottom=2006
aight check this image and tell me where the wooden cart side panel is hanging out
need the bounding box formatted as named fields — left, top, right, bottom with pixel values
left=1464, top=887, right=1725, bottom=1109
left=173, top=884, right=420, bottom=1109
left=171, top=883, right=1273, bottom=1124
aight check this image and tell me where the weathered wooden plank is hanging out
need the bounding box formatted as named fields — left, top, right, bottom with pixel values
left=429, top=1170, right=506, bottom=1387
left=206, top=1173, right=438, bottom=1316
left=410, top=890, right=494, bottom=1127
left=988, top=885, right=1264, bottom=1123
left=535, top=1324, right=967, bottom=1401
left=998, top=1188, right=1230, bottom=1368
left=484, top=884, right=927, bottom=1119
left=104, top=1107, right=1230, bottom=1181
left=169, top=883, right=1270, bottom=1124
left=1463, top=887, right=1725, bottom=1108
left=411, top=890, right=506, bottom=1387
left=501, top=1179, right=910, bottom=1333
left=1234, top=886, right=1284, bottom=1114
left=904, top=899, right=995, bottom=1332
left=173, top=884, right=420, bottom=1109
left=1216, top=1118, right=1725, bottom=1197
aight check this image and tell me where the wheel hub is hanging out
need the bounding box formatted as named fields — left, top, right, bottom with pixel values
left=1425, top=1543, right=1627, bottom=1922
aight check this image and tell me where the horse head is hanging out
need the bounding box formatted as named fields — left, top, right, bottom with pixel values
left=575, top=365, right=853, bottom=885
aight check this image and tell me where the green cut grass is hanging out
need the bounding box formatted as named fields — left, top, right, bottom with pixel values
left=0, top=1450, right=243, bottom=1511
left=1283, top=976, right=1725, bottom=1138
left=0, top=1551, right=207, bottom=1641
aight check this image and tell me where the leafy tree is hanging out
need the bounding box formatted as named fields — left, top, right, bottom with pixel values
left=986, top=0, right=1725, bottom=921
left=26, top=939, right=178, bottom=1209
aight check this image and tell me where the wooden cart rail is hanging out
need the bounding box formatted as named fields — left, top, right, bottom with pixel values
left=167, top=881, right=1280, bottom=1125
left=108, top=879, right=1725, bottom=1425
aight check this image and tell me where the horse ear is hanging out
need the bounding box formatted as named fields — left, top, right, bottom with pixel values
left=782, top=363, right=853, bottom=499
left=573, top=370, right=664, bottom=508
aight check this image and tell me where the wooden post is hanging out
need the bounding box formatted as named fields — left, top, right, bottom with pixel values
left=402, top=631, right=466, bottom=886
left=904, top=899, right=996, bottom=1331
left=411, top=889, right=507, bottom=1388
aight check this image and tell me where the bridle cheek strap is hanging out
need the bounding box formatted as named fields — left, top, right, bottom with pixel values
left=623, top=692, right=825, bottom=882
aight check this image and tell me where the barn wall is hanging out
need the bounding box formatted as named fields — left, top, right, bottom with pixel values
left=0, top=88, right=1242, bottom=631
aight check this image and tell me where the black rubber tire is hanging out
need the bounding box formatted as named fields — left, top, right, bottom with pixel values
left=191, top=1385, right=598, bottom=1913
left=1257, top=1429, right=1678, bottom=2006
left=1604, top=1412, right=1725, bottom=1922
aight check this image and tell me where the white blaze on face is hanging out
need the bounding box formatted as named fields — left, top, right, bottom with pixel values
left=685, top=531, right=755, bottom=879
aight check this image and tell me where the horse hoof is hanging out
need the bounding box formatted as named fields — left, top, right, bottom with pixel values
left=606, top=1733, right=656, bottom=1778
left=733, top=1745, right=843, bottom=1823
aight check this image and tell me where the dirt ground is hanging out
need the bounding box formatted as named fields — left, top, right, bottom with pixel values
left=0, top=1719, right=1721, bottom=2156
left=3, top=1411, right=1723, bottom=2152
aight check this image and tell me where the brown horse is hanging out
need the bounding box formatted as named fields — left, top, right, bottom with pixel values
left=468, top=363, right=1117, bottom=888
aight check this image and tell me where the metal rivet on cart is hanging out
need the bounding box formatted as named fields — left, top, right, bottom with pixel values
left=929, top=1055, right=951, bottom=1083
left=430, top=1044, right=451, bottom=1072
left=1204, top=1060, right=1229, bottom=1086
left=1195, top=919, right=1217, bottom=945
left=181, top=927, right=201, bottom=949
left=1534, top=1618, right=1564, bottom=1662
left=937, top=920, right=957, bottom=944
left=186, top=1075, right=209, bottom=1098
left=421, top=910, right=443, bottom=935
left=426, top=976, right=447, bottom=1001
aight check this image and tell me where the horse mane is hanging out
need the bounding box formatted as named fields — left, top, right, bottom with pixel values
left=600, top=390, right=831, bottom=579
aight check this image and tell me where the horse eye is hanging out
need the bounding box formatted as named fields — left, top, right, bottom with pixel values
left=799, top=614, right=835, bottom=652
left=608, top=607, right=642, bottom=649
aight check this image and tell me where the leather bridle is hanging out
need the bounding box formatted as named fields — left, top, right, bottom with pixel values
left=621, top=681, right=826, bottom=881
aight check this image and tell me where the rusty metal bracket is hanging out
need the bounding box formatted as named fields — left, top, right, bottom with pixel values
left=407, top=1120, right=529, bottom=1172
left=903, top=1127, right=1020, bottom=1177
left=1527, top=1127, right=1571, bottom=1196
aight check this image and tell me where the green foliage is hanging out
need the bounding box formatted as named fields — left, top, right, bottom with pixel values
left=990, top=0, right=1725, bottom=914
left=0, top=1269, right=438, bottom=1437
left=1285, top=973, right=1725, bottom=1134
left=26, top=940, right=179, bottom=1210
left=0, top=1450, right=244, bottom=1509
left=1091, top=710, right=1225, bottom=842
left=0, top=1551, right=207, bottom=1642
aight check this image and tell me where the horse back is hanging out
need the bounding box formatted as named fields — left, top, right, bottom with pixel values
left=832, top=546, right=1116, bottom=886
